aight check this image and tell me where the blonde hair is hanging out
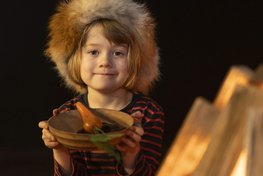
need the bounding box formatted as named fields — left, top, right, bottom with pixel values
left=46, top=0, right=160, bottom=94
left=67, top=19, right=141, bottom=92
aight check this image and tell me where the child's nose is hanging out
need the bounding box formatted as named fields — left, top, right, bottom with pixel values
left=99, top=53, right=112, bottom=67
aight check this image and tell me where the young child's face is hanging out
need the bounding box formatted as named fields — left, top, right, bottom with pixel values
left=80, top=25, right=129, bottom=93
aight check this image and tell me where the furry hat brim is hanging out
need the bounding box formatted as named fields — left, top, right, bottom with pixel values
left=46, top=0, right=160, bottom=94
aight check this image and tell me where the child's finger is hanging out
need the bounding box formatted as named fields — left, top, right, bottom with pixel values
left=42, top=129, right=56, bottom=141
left=116, top=144, right=127, bottom=152
left=121, top=137, right=136, bottom=148
left=38, top=121, right=48, bottom=129
left=130, top=126, right=144, bottom=136
left=126, top=130, right=142, bottom=143
left=131, top=111, right=143, bottom=118
left=45, top=141, right=60, bottom=149
left=131, top=111, right=143, bottom=127
left=47, top=141, right=60, bottom=148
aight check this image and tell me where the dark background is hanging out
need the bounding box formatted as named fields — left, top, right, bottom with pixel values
left=0, top=0, right=262, bottom=175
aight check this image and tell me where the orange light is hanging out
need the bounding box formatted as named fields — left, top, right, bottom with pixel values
left=230, top=150, right=247, bottom=176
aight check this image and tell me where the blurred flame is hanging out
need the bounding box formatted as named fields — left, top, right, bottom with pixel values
left=158, top=134, right=209, bottom=176
left=231, top=150, right=247, bottom=176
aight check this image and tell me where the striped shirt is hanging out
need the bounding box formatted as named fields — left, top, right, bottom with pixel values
left=53, top=92, right=164, bottom=176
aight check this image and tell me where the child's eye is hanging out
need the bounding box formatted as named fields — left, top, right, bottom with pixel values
left=113, top=51, right=127, bottom=57
left=114, top=51, right=123, bottom=56
left=88, top=50, right=99, bottom=56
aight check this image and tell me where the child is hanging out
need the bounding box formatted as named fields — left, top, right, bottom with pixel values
left=38, top=0, right=164, bottom=175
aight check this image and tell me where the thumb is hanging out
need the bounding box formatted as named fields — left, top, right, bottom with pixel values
left=38, top=121, right=48, bottom=129
left=131, top=111, right=143, bottom=127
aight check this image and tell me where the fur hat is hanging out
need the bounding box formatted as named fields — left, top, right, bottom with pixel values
left=46, top=0, right=160, bottom=94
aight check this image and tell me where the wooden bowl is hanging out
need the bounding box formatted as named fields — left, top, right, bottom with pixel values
left=48, top=109, right=134, bottom=150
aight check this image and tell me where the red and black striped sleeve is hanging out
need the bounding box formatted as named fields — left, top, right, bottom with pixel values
left=117, top=95, right=165, bottom=176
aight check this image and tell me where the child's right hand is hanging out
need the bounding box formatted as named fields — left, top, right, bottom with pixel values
left=38, top=121, right=60, bottom=149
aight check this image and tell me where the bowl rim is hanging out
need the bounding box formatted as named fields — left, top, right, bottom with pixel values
left=47, top=109, right=133, bottom=139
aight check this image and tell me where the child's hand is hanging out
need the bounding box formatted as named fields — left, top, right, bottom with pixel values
left=38, top=121, right=61, bottom=149
left=116, top=111, right=144, bottom=169
left=116, top=111, right=144, bottom=153
left=116, top=125, right=144, bottom=153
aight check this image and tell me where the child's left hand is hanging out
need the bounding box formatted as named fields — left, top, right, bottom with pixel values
left=116, top=111, right=144, bottom=169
